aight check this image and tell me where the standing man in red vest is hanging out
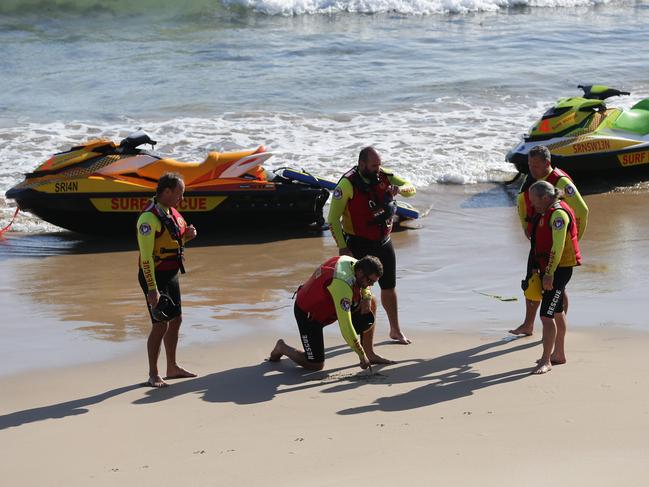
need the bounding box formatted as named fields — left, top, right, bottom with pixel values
left=527, top=181, right=582, bottom=374
left=510, top=145, right=588, bottom=337
left=327, top=147, right=416, bottom=345
left=269, top=255, right=386, bottom=371
left=137, top=173, right=198, bottom=388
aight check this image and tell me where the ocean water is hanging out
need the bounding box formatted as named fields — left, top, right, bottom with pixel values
left=1, top=0, right=649, bottom=232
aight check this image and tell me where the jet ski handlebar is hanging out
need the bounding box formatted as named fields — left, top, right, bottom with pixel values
left=119, top=131, right=157, bottom=150
left=578, top=85, right=630, bottom=100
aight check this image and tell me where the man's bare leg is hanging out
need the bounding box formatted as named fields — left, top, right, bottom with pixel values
left=532, top=316, right=556, bottom=374
left=147, top=322, right=168, bottom=387
left=551, top=311, right=567, bottom=365
left=563, top=292, right=569, bottom=316
left=164, top=316, right=197, bottom=379
left=381, top=288, right=410, bottom=344
left=268, top=339, right=324, bottom=371
left=509, top=299, right=539, bottom=336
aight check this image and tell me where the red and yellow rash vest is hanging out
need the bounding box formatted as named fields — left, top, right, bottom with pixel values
left=137, top=200, right=188, bottom=291
left=532, top=200, right=582, bottom=276
left=517, top=168, right=589, bottom=239
left=295, top=256, right=372, bottom=358
left=327, top=167, right=416, bottom=248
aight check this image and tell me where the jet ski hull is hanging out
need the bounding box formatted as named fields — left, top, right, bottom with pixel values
left=507, top=143, right=649, bottom=177
left=6, top=184, right=328, bottom=235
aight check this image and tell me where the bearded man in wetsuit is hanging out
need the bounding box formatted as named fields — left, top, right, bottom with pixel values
left=137, top=172, right=198, bottom=388
left=327, top=147, right=416, bottom=345
left=527, top=181, right=582, bottom=375
left=510, top=145, right=588, bottom=337
left=269, top=255, right=389, bottom=371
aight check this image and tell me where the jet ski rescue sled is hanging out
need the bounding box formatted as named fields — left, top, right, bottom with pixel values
left=278, top=168, right=420, bottom=221
left=506, top=85, right=649, bottom=178
left=5, top=132, right=329, bottom=235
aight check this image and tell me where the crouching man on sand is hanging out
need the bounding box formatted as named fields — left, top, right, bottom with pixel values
left=527, top=181, right=582, bottom=375
left=269, top=255, right=393, bottom=371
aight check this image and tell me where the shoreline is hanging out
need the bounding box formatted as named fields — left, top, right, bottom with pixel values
left=2, top=183, right=649, bottom=377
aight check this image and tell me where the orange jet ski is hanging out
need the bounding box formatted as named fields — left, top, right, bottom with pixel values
left=5, top=131, right=329, bottom=235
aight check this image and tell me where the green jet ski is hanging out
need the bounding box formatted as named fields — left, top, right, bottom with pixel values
left=506, top=85, right=649, bottom=178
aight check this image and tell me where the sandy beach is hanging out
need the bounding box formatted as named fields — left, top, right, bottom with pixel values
left=1, top=183, right=649, bottom=485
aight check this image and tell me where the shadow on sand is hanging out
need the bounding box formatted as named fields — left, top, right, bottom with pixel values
left=133, top=336, right=539, bottom=412
left=0, top=336, right=540, bottom=430
left=0, top=384, right=142, bottom=431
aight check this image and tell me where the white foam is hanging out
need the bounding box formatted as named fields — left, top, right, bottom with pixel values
left=0, top=0, right=626, bottom=17
left=224, top=0, right=620, bottom=15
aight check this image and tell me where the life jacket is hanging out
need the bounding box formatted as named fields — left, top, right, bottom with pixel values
left=341, top=167, right=396, bottom=241
left=532, top=200, right=582, bottom=272
left=295, top=256, right=362, bottom=325
left=521, top=167, right=574, bottom=235
left=141, top=199, right=187, bottom=272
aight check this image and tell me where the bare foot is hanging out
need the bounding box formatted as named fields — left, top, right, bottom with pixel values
left=367, top=353, right=396, bottom=365
left=536, top=357, right=567, bottom=365
left=147, top=375, right=168, bottom=388
left=509, top=325, right=533, bottom=336
left=268, top=339, right=285, bottom=362
left=165, top=366, right=197, bottom=379
left=389, top=332, right=411, bottom=344
left=531, top=362, right=552, bottom=375
left=550, top=354, right=566, bottom=365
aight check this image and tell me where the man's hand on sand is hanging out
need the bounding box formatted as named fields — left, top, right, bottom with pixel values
left=359, top=355, right=372, bottom=372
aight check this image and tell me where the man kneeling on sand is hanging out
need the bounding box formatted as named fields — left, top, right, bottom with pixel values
left=269, top=255, right=393, bottom=371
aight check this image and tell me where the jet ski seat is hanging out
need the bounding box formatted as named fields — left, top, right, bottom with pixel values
left=612, top=101, right=649, bottom=135
left=631, top=99, right=649, bottom=111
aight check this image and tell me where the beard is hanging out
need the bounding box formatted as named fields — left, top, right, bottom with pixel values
left=360, top=167, right=379, bottom=183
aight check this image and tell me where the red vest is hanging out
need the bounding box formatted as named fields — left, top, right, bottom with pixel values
left=343, top=168, right=393, bottom=241
left=295, top=256, right=362, bottom=325
left=533, top=200, right=582, bottom=272
left=521, top=167, right=574, bottom=235
left=141, top=202, right=187, bottom=272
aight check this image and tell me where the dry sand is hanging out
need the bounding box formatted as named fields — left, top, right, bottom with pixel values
left=2, top=328, right=649, bottom=486
left=1, top=183, right=648, bottom=485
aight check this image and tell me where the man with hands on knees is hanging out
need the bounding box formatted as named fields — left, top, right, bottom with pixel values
left=269, top=255, right=392, bottom=371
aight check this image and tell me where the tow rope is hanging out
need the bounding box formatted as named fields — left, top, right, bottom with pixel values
left=473, top=290, right=518, bottom=302
left=0, top=207, right=19, bottom=237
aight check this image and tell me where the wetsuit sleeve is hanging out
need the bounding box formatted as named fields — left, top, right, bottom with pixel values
left=137, top=213, right=161, bottom=291
left=387, top=172, right=416, bottom=197
left=545, top=209, right=569, bottom=276
left=327, top=278, right=365, bottom=359
left=516, top=192, right=529, bottom=233
left=326, top=178, right=354, bottom=249
left=556, top=178, right=589, bottom=240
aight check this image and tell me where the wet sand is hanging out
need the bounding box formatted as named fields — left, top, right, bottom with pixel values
left=1, top=183, right=648, bottom=485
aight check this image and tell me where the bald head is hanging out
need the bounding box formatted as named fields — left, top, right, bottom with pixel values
left=358, top=146, right=381, bottom=180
